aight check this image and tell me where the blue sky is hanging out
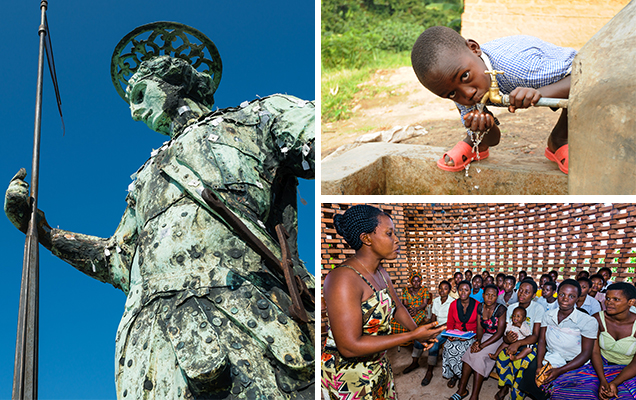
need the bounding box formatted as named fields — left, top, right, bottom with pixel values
left=0, top=1, right=315, bottom=398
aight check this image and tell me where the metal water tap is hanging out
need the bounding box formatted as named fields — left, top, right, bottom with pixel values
left=479, top=69, right=569, bottom=108
left=480, top=70, right=505, bottom=105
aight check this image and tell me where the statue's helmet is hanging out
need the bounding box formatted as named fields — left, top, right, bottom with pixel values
left=126, top=56, right=217, bottom=109
left=110, top=21, right=222, bottom=107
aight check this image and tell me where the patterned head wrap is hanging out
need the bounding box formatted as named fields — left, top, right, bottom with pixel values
left=409, top=270, right=423, bottom=283
left=333, top=205, right=389, bottom=250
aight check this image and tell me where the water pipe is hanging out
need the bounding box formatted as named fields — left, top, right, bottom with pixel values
left=480, top=70, right=568, bottom=108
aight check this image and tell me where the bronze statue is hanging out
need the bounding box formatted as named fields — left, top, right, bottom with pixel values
left=5, top=22, right=315, bottom=400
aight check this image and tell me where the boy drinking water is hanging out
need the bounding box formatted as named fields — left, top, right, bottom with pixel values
left=411, top=26, right=574, bottom=174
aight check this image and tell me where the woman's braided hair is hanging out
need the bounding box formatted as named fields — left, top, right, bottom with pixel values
left=333, top=205, right=390, bottom=250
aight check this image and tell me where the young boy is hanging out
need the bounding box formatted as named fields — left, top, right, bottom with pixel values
left=589, top=273, right=606, bottom=310
left=534, top=280, right=558, bottom=311
left=489, top=306, right=533, bottom=361
left=411, top=26, right=574, bottom=174
left=576, top=277, right=602, bottom=315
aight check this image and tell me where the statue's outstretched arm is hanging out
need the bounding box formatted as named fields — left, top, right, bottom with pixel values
left=5, top=169, right=134, bottom=293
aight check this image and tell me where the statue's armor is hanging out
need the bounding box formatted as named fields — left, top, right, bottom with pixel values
left=105, top=94, right=314, bottom=399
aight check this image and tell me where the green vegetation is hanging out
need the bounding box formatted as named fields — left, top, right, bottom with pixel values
left=321, top=0, right=463, bottom=122
left=322, top=51, right=410, bottom=121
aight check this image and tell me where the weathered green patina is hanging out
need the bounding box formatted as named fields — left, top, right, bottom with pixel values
left=5, top=22, right=314, bottom=400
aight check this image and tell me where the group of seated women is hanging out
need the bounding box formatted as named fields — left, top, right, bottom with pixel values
left=321, top=205, right=636, bottom=400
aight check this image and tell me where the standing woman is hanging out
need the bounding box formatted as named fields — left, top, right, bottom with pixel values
left=442, top=281, right=479, bottom=389
left=321, top=205, right=444, bottom=399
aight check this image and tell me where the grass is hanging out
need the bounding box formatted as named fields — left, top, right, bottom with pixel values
left=321, top=51, right=412, bottom=122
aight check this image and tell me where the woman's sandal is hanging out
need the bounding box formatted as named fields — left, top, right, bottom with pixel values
left=449, top=391, right=469, bottom=400
left=447, top=376, right=458, bottom=388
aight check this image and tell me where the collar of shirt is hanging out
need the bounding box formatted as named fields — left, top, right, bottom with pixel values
left=545, top=307, right=584, bottom=326
left=480, top=53, right=494, bottom=72
left=441, top=296, right=454, bottom=306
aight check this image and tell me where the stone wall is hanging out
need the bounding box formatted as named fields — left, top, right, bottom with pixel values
left=461, top=0, right=630, bottom=49
left=321, top=203, right=636, bottom=340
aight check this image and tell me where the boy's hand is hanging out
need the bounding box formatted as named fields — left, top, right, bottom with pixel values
left=464, top=110, right=495, bottom=132
left=508, top=87, right=542, bottom=112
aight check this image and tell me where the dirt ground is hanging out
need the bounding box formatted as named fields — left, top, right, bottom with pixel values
left=321, top=66, right=563, bottom=163
left=389, top=344, right=501, bottom=400
left=321, top=344, right=503, bottom=400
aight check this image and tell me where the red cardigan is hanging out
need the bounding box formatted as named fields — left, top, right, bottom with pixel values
left=447, top=298, right=479, bottom=333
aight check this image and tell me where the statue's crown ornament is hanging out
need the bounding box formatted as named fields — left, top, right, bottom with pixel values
left=110, top=21, right=222, bottom=102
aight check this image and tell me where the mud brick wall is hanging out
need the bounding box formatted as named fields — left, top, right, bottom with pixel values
left=321, top=203, right=409, bottom=340
left=461, top=0, right=630, bottom=50
left=321, top=203, right=636, bottom=341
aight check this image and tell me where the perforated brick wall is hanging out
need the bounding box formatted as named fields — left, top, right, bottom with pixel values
left=321, top=203, right=636, bottom=340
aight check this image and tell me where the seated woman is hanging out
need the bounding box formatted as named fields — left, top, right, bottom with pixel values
left=402, top=280, right=454, bottom=381
left=442, top=280, right=478, bottom=389
left=494, top=279, right=546, bottom=400
left=321, top=205, right=445, bottom=400
left=589, top=273, right=606, bottom=311
left=452, top=285, right=507, bottom=400
left=540, top=282, right=636, bottom=400
left=449, top=271, right=464, bottom=299
left=391, top=271, right=432, bottom=340
left=496, top=273, right=506, bottom=295
left=470, top=275, right=484, bottom=303
left=532, top=279, right=598, bottom=399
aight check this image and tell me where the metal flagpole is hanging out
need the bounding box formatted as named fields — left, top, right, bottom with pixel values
left=12, top=1, right=48, bottom=398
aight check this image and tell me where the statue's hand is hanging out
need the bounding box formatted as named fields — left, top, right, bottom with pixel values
left=4, top=168, right=46, bottom=233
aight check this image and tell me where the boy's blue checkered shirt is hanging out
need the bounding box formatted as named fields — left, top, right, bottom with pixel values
left=456, top=35, right=577, bottom=124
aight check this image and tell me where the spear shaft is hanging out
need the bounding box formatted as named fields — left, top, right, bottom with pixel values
left=12, top=1, right=48, bottom=398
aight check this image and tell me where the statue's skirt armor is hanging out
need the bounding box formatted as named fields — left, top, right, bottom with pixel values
left=106, top=95, right=315, bottom=399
